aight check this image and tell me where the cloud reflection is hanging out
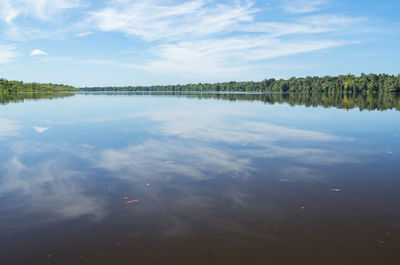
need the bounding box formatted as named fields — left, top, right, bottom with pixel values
left=137, top=103, right=355, bottom=165
left=140, top=103, right=351, bottom=143
left=0, top=118, right=21, bottom=140
left=96, top=139, right=253, bottom=181
left=0, top=150, right=107, bottom=232
left=242, top=145, right=357, bottom=165
left=0, top=97, right=361, bottom=238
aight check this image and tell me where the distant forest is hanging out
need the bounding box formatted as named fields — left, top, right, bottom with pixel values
left=2, top=74, right=400, bottom=93
left=0, top=78, right=79, bottom=93
left=82, top=74, right=400, bottom=93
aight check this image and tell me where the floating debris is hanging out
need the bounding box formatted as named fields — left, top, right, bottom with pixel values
left=146, top=183, right=150, bottom=187
left=165, top=176, right=172, bottom=180
left=300, top=206, right=305, bottom=210
left=378, top=240, right=386, bottom=245
left=126, top=200, right=139, bottom=204
left=47, top=254, right=52, bottom=258
left=279, top=178, right=294, bottom=182
left=81, top=144, right=96, bottom=149
left=165, top=160, right=174, bottom=164
left=387, top=151, right=393, bottom=154
left=122, top=196, right=129, bottom=200
left=331, top=188, right=341, bottom=192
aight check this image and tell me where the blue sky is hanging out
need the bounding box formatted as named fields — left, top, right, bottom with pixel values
left=0, top=0, right=399, bottom=87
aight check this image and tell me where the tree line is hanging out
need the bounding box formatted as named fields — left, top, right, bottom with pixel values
left=2, top=73, right=400, bottom=93
left=82, top=74, right=400, bottom=93
left=0, top=78, right=79, bottom=93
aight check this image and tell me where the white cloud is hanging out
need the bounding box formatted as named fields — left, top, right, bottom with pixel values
left=30, top=49, right=48, bottom=56
left=84, top=0, right=366, bottom=79
left=80, top=13, right=360, bottom=79
left=87, top=1, right=358, bottom=43
left=244, top=15, right=366, bottom=36
left=88, top=0, right=256, bottom=41
left=282, top=0, right=328, bottom=14
left=0, top=0, right=81, bottom=23
left=0, top=0, right=372, bottom=80
left=0, top=44, right=18, bottom=63
left=33, top=126, right=50, bottom=133
left=76, top=31, right=92, bottom=37
left=141, top=37, right=344, bottom=79
left=0, top=0, right=82, bottom=41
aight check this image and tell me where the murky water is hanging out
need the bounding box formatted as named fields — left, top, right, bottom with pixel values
left=1, top=93, right=399, bottom=265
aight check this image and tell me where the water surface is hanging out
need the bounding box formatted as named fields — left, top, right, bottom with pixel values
left=1, top=93, right=399, bottom=265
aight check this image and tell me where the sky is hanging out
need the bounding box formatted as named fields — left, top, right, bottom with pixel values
left=0, top=0, right=399, bottom=87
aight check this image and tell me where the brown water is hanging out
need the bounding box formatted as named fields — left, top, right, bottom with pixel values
left=0, top=93, right=399, bottom=265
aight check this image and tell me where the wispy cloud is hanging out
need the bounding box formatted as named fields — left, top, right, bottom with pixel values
left=142, top=37, right=345, bottom=78
left=88, top=0, right=256, bottom=41
left=282, top=0, right=328, bottom=14
left=0, top=0, right=81, bottom=23
left=0, top=0, right=82, bottom=41
left=244, top=15, right=366, bottom=36
left=87, top=0, right=355, bottom=43
left=0, top=44, right=18, bottom=63
left=76, top=31, right=92, bottom=37
left=0, top=0, right=381, bottom=82
left=83, top=0, right=367, bottom=79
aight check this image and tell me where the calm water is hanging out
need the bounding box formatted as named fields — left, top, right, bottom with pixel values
left=1, top=93, right=400, bottom=265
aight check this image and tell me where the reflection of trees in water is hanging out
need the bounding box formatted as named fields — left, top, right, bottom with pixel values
left=0, top=93, right=76, bottom=105
left=1, top=92, right=399, bottom=111
left=84, top=92, right=400, bottom=111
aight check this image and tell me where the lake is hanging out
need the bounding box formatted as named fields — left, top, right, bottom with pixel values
left=1, top=92, right=400, bottom=265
